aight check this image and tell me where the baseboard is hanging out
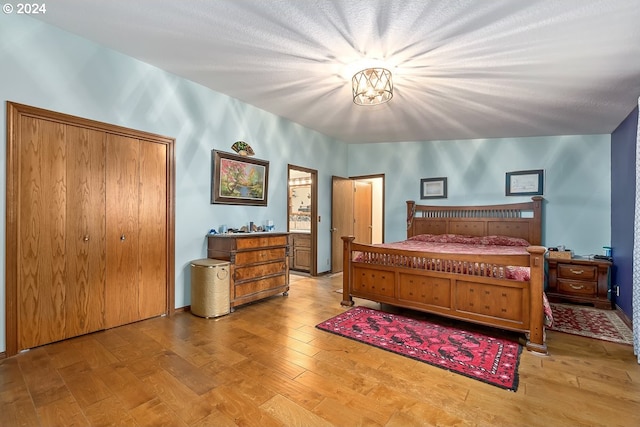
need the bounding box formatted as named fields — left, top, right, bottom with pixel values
left=614, top=304, right=633, bottom=330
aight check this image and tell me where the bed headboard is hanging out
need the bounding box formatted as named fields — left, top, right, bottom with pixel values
left=406, top=196, right=543, bottom=245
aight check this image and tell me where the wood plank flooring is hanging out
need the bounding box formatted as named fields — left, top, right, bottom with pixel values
left=1, top=273, right=639, bottom=426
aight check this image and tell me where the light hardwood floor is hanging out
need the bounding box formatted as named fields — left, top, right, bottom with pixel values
left=1, top=273, right=639, bottom=427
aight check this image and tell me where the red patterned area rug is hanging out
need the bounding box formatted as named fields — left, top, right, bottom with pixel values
left=316, top=306, right=522, bottom=391
left=548, top=303, right=633, bottom=345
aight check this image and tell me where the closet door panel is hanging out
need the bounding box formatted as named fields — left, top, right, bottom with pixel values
left=138, top=140, right=168, bottom=319
left=65, top=126, right=106, bottom=338
left=105, top=134, right=140, bottom=328
left=18, top=117, right=67, bottom=349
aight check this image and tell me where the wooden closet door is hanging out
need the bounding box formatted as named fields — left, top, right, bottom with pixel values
left=6, top=101, right=175, bottom=356
left=64, top=126, right=106, bottom=338
left=138, top=140, right=167, bottom=319
left=18, top=116, right=67, bottom=350
left=105, top=134, right=140, bottom=328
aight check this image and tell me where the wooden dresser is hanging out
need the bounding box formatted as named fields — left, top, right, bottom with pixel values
left=546, top=256, right=613, bottom=309
left=207, top=233, right=289, bottom=310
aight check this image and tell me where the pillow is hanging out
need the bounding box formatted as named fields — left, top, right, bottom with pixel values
left=408, top=234, right=478, bottom=244
left=477, top=235, right=530, bottom=247
left=408, top=233, right=529, bottom=247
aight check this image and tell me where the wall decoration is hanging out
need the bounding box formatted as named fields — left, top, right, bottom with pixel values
left=211, top=150, right=269, bottom=205
left=231, top=140, right=255, bottom=156
left=505, top=169, right=544, bottom=196
left=420, top=177, right=447, bottom=199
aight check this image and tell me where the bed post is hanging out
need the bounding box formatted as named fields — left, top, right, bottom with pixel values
left=526, top=245, right=548, bottom=355
left=341, top=236, right=355, bottom=307
left=406, top=200, right=416, bottom=238
left=531, top=196, right=543, bottom=245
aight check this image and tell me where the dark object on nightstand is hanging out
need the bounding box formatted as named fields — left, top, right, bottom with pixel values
left=546, top=256, right=613, bottom=309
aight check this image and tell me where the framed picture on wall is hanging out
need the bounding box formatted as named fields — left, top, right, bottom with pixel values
left=420, top=177, right=447, bottom=199
left=505, top=169, right=544, bottom=196
left=211, top=150, right=269, bottom=205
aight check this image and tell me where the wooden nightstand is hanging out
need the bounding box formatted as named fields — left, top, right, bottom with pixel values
left=546, top=256, right=613, bottom=309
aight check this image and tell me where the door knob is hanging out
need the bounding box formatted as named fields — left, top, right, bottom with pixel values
left=83, top=235, right=90, bottom=242
left=120, top=234, right=126, bottom=241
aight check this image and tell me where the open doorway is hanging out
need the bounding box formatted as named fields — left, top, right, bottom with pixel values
left=331, top=174, right=384, bottom=273
left=287, top=165, right=318, bottom=276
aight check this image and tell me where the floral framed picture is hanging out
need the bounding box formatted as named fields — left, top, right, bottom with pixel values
left=211, top=150, right=269, bottom=205
left=505, top=169, right=543, bottom=196
left=420, top=177, right=447, bottom=199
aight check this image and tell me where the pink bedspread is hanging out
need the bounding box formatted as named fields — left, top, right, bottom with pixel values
left=357, top=234, right=532, bottom=281
left=374, top=238, right=530, bottom=256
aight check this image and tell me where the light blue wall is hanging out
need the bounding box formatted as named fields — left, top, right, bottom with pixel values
left=0, top=15, right=347, bottom=352
left=348, top=135, right=611, bottom=254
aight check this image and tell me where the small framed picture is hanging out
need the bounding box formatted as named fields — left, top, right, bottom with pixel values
left=505, top=169, right=543, bottom=196
left=420, top=177, right=447, bottom=199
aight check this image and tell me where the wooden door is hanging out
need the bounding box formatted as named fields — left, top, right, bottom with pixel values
left=353, top=181, right=372, bottom=244
left=17, top=116, right=68, bottom=349
left=105, top=134, right=141, bottom=328
left=16, top=119, right=106, bottom=350
left=138, top=140, right=168, bottom=319
left=64, top=126, right=106, bottom=338
left=331, top=176, right=354, bottom=273
left=6, top=101, right=176, bottom=357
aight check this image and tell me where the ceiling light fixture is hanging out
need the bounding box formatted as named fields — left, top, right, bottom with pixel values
left=352, top=68, right=393, bottom=106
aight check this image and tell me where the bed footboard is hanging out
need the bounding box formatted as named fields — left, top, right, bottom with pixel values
left=341, top=236, right=548, bottom=354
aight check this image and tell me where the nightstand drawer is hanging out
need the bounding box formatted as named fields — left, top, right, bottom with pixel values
left=557, top=264, right=597, bottom=280
left=557, top=279, right=596, bottom=296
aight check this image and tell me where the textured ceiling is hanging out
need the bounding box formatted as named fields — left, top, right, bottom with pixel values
left=35, top=0, right=640, bottom=143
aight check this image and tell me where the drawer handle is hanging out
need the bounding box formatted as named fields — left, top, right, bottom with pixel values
left=569, top=269, right=584, bottom=275
left=569, top=284, right=585, bottom=290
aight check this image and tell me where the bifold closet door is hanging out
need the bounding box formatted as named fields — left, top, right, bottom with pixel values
left=105, top=134, right=140, bottom=328
left=7, top=101, right=175, bottom=356
left=18, top=116, right=67, bottom=349
left=137, top=140, right=168, bottom=320
left=105, top=134, right=167, bottom=328
left=64, top=126, right=106, bottom=338
left=17, top=118, right=106, bottom=350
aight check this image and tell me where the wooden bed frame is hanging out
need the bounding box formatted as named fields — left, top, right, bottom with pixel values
left=341, top=196, right=548, bottom=354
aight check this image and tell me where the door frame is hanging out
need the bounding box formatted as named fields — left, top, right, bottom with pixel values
left=5, top=101, right=176, bottom=356
left=287, top=165, right=318, bottom=276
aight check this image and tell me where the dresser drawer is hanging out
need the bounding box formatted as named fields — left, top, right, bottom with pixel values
left=236, top=235, right=287, bottom=249
left=557, top=279, right=596, bottom=296
left=234, top=275, right=287, bottom=298
left=235, top=261, right=286, bottom=282
left=235, top=248, right=286, bottom=265
left=557, top=263, right=597, bottom=281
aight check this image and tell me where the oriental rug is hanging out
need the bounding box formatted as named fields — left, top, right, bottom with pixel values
left=548, top=303, right=633, bottom=345
left=316, top=306, right=521, bottom=391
